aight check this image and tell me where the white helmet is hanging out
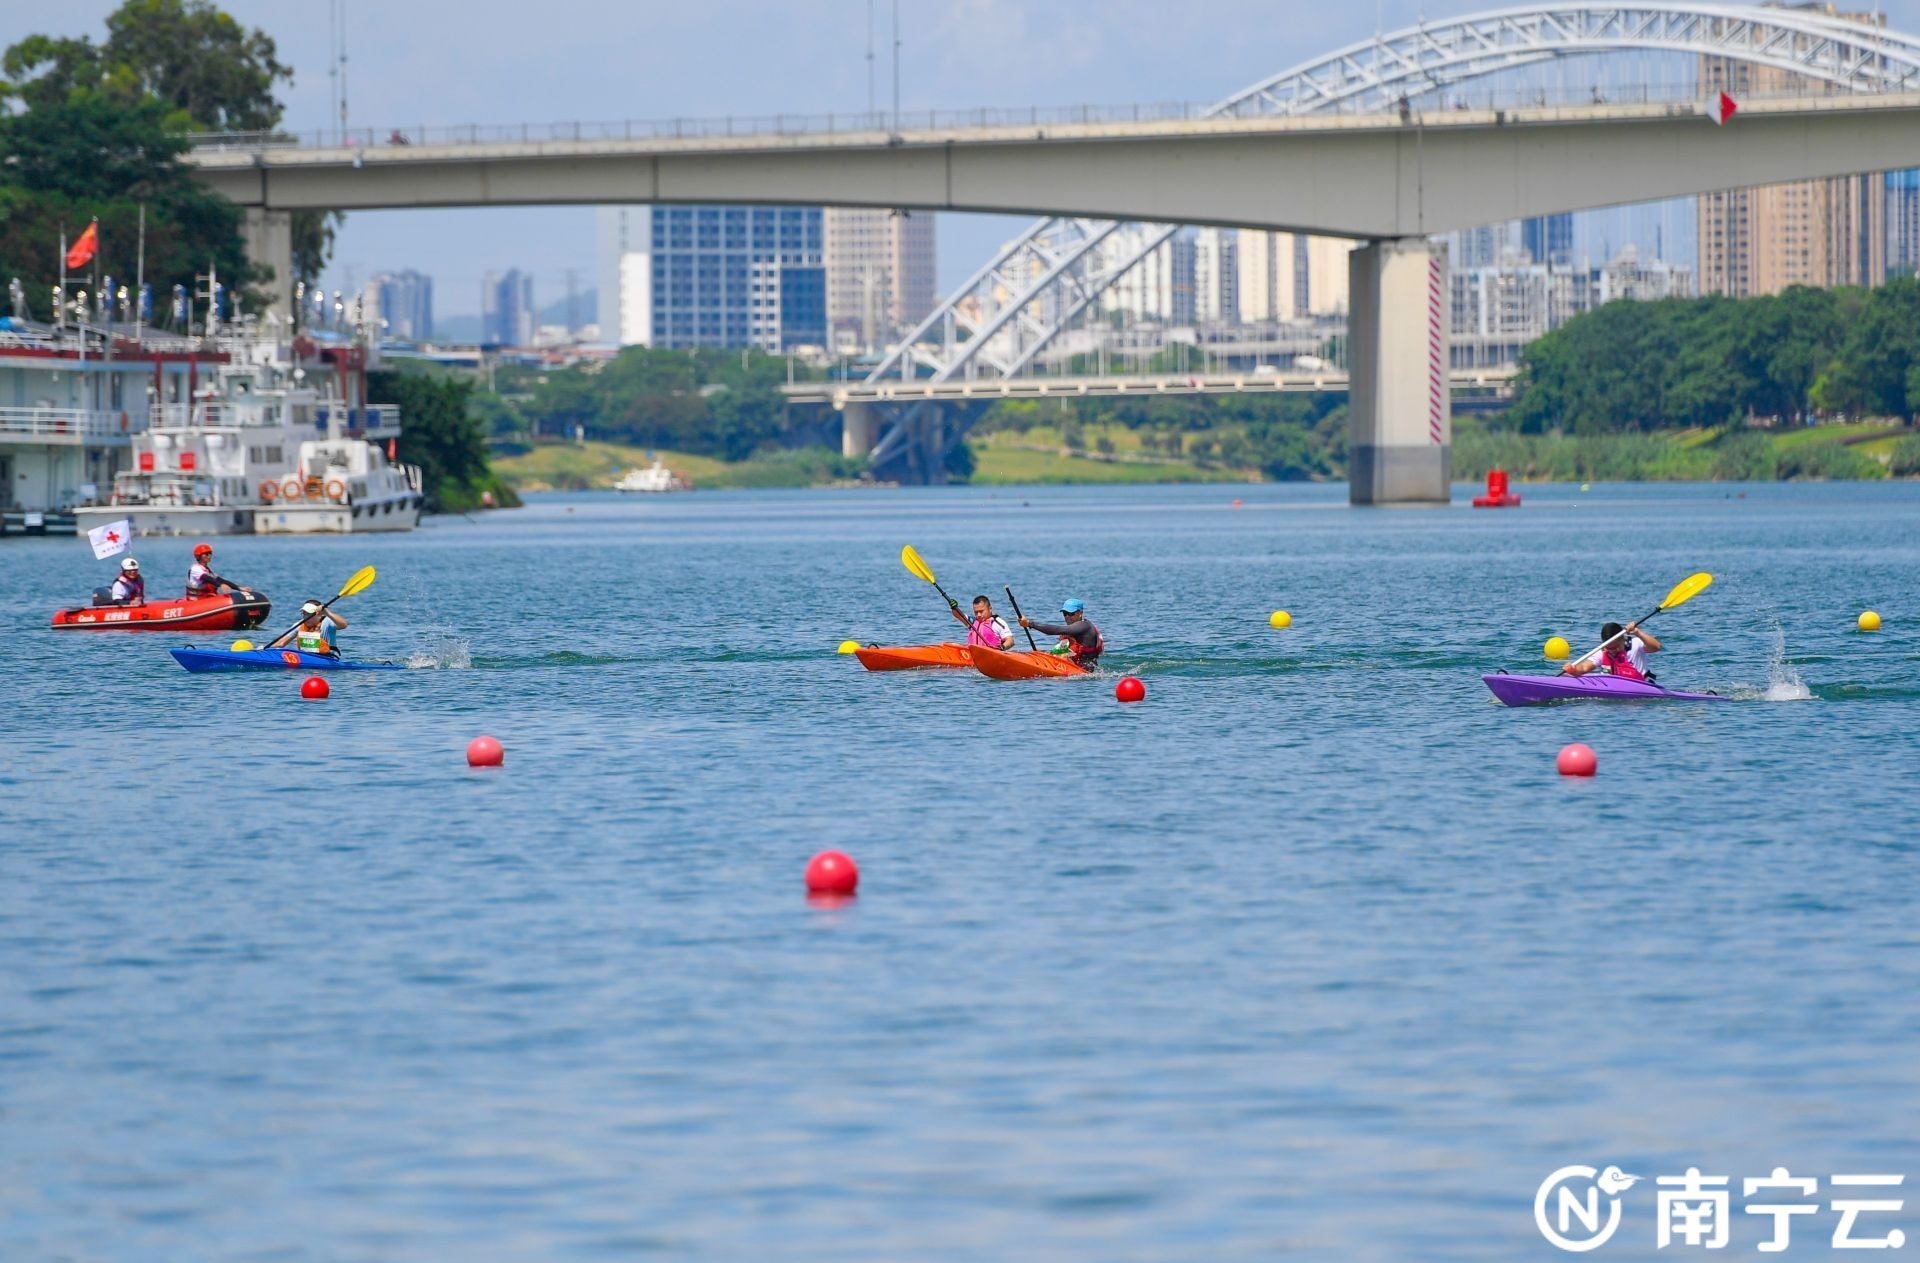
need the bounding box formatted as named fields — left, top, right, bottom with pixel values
left=301, top=600, right=322, bottom=615
left=121, top=558, right=140, bottom=572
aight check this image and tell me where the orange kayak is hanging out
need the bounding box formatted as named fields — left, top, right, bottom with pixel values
left=969, top=645, right=1092, bottom=680
left=854, top=642, right=974, bottom=671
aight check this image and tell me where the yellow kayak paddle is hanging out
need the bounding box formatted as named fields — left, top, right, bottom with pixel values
left=1560, top=571, right=1713, bottom=674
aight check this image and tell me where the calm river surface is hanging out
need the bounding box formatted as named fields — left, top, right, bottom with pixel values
left=2, top=481, right=1916, bottom=1260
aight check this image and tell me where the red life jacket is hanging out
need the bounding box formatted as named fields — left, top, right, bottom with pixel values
left=1061, top=621, right=1104, bottom=663
left=1602, top=643, right=1646, bottom=681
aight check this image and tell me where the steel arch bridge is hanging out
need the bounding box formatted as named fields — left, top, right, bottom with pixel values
left=860, top=1, right=1920, bottom=473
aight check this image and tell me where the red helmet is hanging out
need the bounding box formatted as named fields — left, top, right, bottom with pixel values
left=193, top=543, right=213, bottom=557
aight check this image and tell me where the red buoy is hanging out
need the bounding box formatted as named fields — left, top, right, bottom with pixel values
left=300, top=676, right=330, bottom=700
left=466, top=735, right=505, bottom=767
left=1115, top=675, right=1146, bottom=703
left=805, top=850, right=859, bottom=896
left=1556, top=743, right=1598, bottom=777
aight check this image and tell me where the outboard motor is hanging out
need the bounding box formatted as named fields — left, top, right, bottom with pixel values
left=91, top=586, right=115, bottom=607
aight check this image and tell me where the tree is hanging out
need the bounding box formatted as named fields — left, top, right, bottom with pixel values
left=0, top=1, right=331, bottom=297
left=371, top=371, right=503, bottom=510
left=103, top=0, right=290, bottom=132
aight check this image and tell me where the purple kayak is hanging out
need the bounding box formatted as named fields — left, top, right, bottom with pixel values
left=1482, top=672, right=1729, bottom=707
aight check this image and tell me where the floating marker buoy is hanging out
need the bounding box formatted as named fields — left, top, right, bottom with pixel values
left=1544, top=636, right=1570, bottom=661
left=1268, top=610, right=1292, bottom=629
left=231, top=638, right=255, bottom=651
left=1858, top=610, right=1882, bottom=632
left=1580, top=483, right=1591, bottom=492
left=1115, top=675, right=1146, bottom=703
left=466, top=735, right=505, bottom=767
left=300, top=676, right=329, bottom=700
left=837, top=640, right=859, bottom=655
left=805, top=850, right=859, bottom=895
left=1232, top=499, right=1243, bottom=508
left=1557, top=743, right=1598, bottom=777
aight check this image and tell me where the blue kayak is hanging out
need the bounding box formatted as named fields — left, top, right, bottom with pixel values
left=170, top=647, right=403, bottom=673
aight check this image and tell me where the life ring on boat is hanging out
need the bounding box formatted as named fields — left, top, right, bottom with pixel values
left=325, top=479, right=346, bottom=502
left=259, top=480, right=279, bottom=501
left=280, top=478, right=304, bottom=502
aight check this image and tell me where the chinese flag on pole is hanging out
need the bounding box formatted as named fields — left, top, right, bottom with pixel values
left=1709, top=91, right=1739, bottom=126
left=66, top=220, right=99, bottom=269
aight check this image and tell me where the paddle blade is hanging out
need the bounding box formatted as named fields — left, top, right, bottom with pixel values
left=900, top=545, right=936, bottom=586
left=1659, top=572, right=1713, bottom=611
left=337, top=565, right=377, bottom=599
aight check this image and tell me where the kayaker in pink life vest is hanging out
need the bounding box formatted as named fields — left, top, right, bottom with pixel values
left=1019, top=598, right=1104, bottom=665
left=1566, top=619, right=1661, bottom=681
left=951, top=594, right=1015, bottom=650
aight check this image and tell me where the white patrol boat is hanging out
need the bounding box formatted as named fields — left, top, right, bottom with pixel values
left=75, top=333, right=424, bottom=536
left=613, top=459, right=692, bottom=493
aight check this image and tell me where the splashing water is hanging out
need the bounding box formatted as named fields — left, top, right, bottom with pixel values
left=1765, top=624, right=1813, bottom=701
left=406, top=632, right=472, bottom=670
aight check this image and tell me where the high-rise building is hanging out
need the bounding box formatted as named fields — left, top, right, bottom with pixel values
left=1099, top=228, right=1196, bottom=324
left=362, top=269, right=433, bottom=342
left=1235, top=232, right=1351, bottom=320
left=1193, top=228, right=1239, bottom=323
left=1698, top=31, right=1886, bottom=296
left=481, top=269, right=534, bottom=346
left=822, top=208, right=937, bottom=352
left=1888, top=170, right=1920, bottom=278
left=1521, top=213, right=1574, bottom=266
left=598, top=206, right=826, bottom=350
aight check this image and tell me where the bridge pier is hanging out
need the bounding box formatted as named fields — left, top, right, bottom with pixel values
left=1347, top=238, right=1450, bottom=506
left=241, top=208, right=295, bottom=323
left=840, top=400, right=878, bottom=459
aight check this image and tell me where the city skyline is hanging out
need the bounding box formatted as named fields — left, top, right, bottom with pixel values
left=40, top=0, right=1920, bottom=312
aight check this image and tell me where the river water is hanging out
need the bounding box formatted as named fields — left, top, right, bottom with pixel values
left=2, top=481, right=1916, bottom=1260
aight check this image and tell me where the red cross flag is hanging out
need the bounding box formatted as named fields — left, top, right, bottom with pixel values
left=88, top=517, right=133, bottom=560
left=1708, top=91, right=1739, bottom=126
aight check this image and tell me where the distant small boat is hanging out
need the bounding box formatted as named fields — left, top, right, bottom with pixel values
left=613, top=460, right=691, bottom=493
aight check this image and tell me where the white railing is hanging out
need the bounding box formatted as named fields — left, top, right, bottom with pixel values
left=0, top=408, right=138, bottom=443
left=148, top=402, right=402, bottom=432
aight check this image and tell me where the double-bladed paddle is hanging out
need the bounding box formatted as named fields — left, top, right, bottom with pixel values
left=1559, top=571, right=1713, bottom=675
left=1003, top=585, right=1041, bottom=652
left=266, top=565, right=377, bottom=652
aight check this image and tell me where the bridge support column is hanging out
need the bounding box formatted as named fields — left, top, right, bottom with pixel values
left=1347, top=238, right=1450, bottom=505
left=241, top=208, right=295, bottom=323
left=840, top=400, right=878, bottom=459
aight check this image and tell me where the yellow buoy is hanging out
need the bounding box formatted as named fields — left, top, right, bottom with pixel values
left=1858, top=611, right=1881, bottom=633
left=1268, top=610, right=1292, bottom=629
left=230, top=639, right=255, bottom=651
left=1543, top=636, right=1570, bottom=661
left=837, top=639, right=860, bottom=655
left=1580, top=483, right=1591, bottom=492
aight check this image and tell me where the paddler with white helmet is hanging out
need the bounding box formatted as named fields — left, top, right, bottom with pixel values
left=268, top=599, right=349, bottom=658
left=108, top=557, right=145, bottom=606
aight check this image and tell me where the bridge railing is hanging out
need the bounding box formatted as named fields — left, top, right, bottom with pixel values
left=182, top=83, right=1878, bottom=151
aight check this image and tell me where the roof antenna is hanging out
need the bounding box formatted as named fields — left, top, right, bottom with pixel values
left=866, top=0, right=876, bottom=117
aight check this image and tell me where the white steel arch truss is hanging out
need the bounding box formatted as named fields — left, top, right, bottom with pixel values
left=863, top=1, right=1920, bottom=432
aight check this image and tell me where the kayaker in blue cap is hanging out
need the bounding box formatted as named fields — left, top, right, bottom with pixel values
left=1566, top=619, right=1661, bottom=682
left=952, top=594, right=1016, bottom=650
left=268, top=600, right=349, bottom=658
left=1019, top=598, right=1104, bottom=667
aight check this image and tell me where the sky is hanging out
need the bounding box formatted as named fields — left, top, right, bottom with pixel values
left=25, top=0, right=1920, bottom=321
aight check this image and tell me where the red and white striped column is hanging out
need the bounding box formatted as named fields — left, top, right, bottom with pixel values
left=1346, top=238, right=1451, bottom=505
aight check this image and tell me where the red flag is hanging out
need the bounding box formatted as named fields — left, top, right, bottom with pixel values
left=1709, top=91, right=1738, bottom=126
left=65, top=220, right=99, bottom=270
left=388, top=437, right=397, bottom=461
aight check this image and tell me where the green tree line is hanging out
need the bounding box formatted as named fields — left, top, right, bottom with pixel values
left=0, top=0, right=333, bottom=313
left=489, top=346, right=831, bottom=462
left=1509, top=281, right=1920, bottom=432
